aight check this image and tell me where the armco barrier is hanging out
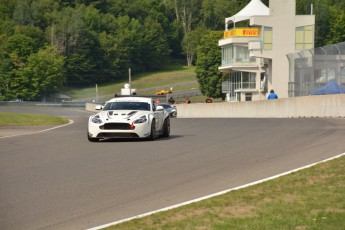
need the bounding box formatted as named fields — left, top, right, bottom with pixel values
left=0, top=101, right=85, bottom=107
left=175, top=95, right=345, bottom=118
left=85, top=103, right=101, bottom=112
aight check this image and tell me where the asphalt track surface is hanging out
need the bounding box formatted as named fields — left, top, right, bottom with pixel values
left=1, top=107, right=345, bottom=230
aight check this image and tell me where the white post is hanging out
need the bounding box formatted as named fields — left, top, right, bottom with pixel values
left=96, top=84, right=98, bottom=102
left=128, top=68, right=131, bottom=94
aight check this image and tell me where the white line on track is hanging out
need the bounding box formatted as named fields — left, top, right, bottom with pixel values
left=0, top=119, right=74, bottom=138
left=87, top=152, right=345, bottom=230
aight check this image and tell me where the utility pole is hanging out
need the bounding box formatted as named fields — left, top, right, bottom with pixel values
left=129, top=68, right=132, bottom=94
left=96, top=84, right=98, bottom=102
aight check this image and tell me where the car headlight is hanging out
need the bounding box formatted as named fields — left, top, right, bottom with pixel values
left=91, top=115, right=103, bottom=124
left=134, top=115, right=147, bottom=124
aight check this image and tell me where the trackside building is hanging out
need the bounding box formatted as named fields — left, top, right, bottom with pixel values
left=219, top=0, right=315, bottom=102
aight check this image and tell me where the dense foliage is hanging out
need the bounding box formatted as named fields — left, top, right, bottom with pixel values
left=195, top=31, right=226, bottom=99
left=0, top=0, right=344, bottom=100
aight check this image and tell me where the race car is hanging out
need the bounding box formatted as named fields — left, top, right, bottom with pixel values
left=155, top=89, right=172, bottom=95
left=88, top=97, right=170, bottom=142
left=158, top=103, right=177, bottom=117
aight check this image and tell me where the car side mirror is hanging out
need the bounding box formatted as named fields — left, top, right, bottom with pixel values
left=95, top=105, right=103, bottom=110
left=156, top=105, right=164, bottom=111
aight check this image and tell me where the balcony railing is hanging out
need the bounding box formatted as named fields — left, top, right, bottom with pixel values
left=234, top=82, right=257, bottom=90
left=221, top=57, right=256, bottom=66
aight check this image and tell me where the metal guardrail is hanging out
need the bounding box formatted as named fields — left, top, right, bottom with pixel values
left=287, top=41, right=345, bottom=97
left=0, top=101, right=86, bottom=107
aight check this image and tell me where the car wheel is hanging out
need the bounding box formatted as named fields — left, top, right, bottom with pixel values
left=148, top=120, right=156, bottom=141
left=87, top=132, right=99, bottom=142
left=162, top=117, right=170, bottom=137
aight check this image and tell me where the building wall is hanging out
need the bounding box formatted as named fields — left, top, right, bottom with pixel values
left=270, top=0, right=296, bottom=98
left=253, top=0, right=315, bottom=99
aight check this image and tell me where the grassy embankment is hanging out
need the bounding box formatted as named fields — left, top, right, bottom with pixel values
left=0, top=112, right=68, bottom=126
left=107, top=155, right=345, bottom=229
left=66, top=64, right=205, bottom=103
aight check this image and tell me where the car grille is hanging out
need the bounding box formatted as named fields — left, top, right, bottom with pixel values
left=97, top=133, right=139, bottom=138
left=100, top=123, right=131, bottom=130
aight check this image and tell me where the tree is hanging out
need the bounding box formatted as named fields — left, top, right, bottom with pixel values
left=112, top=15, right=141, bottom=74
left=12, top=0, right=31, bottom=26
left=0, top=0, right=16, bottom=20
left=326, top=3, right=345, bottom=44
left=5, top=34, right=37, bottom=64
left=200, top=0, right=243, bottom=30
left=14, top=25, right=46, bottom=50
left=14, top=46, right=65, bottom=101
left=0, top=35, right=15, bottom=100
left=166, top=0, right=202, bottom=66
left=49, top=6, right=86, bottom=56
left=195, top=31, right=225, bottom=99
left=138, top=16, right=170, bottom=70
left=181, top=26, right=205, bottom=66
left=0, top=32, right=39, bottom=100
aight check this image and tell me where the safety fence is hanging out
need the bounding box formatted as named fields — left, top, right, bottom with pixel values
left=287, top=41, right=345, bottom=97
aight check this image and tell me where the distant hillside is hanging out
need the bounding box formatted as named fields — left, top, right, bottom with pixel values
left=67, top=65, right=198, bottom=103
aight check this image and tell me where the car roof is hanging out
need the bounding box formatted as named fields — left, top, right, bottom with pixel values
left=107, top=97, right=152, bottom=103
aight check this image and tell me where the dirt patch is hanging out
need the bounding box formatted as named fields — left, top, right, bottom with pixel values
left=217, top=204, right=256, bottom=218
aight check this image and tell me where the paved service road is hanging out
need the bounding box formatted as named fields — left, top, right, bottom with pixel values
left=1, top=107, right=345, bottom=230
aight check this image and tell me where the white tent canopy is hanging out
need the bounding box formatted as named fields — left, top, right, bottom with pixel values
left=225, top=0, right=269, bottom=26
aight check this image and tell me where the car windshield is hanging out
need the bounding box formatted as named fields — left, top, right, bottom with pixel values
left=103, top=102, right=150, bottom=111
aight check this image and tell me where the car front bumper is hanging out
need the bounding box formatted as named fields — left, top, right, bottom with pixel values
left=88, top=121, right=151, bottom=139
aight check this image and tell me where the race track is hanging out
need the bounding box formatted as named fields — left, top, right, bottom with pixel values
left=1, top=107, right=345, bottom=230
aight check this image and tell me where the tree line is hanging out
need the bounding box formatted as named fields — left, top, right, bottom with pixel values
left=0, top=0, right=344, bottom=101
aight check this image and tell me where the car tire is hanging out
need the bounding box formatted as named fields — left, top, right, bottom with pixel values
left=162, top=117, right=170, bottom=137
left=148, top=120, right=156, bottom=141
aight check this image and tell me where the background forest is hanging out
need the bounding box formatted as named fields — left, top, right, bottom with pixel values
left=0, top=0, right=344, bottom=101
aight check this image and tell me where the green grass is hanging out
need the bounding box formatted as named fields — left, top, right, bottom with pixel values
left=65, top=64, right=197, bottom=102
left=62, top=62, right=225, bottom=103
left=107, top=155, right=345, bottom=229
left=0, top=112, right=69, bottom=126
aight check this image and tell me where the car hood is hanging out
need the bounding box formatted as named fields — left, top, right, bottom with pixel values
left=97, top=110, right=150, bottom=122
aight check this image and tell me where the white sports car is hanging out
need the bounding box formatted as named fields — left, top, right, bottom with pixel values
left=87, top=97, right=170, bottom=142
